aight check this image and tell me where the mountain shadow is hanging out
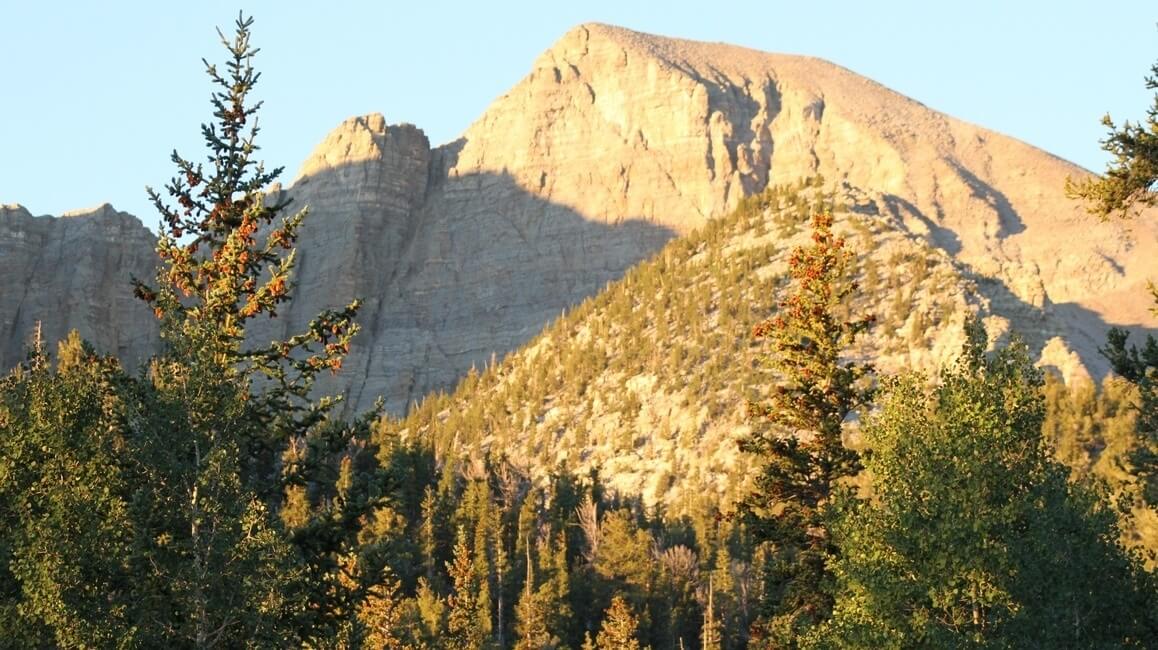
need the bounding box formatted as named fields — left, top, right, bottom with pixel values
left=1, top=149, right=676, bottom=419
left=948, top=159, right=1026, bottom=238
left=879, top=192, right=964, bottom=255
left=253, top=153, right=678, bottom=415
left=969, top=272, right=1156, bottom=381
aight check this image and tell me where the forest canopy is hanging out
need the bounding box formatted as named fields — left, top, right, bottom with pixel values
left=0, top=13, right=1155, bottom=650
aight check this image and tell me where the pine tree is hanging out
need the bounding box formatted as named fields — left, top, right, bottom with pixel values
left=543, top=529, right=574, bottom=644
left=595, top=595, right=647, bottom=650
left=357, top=567, right=410, bottom=649
left=420, top=485, right=441, bottom=583
left=125, top=13, right=375, bottom=645
left=446, top=527, right=475, bottom=647
left=592, top=508, right=658, bottom=643
left=492, top=516, right=511, bottom=649
left=413, top=577, right=447, bottom=646
left=708, top=537, right=744, bottom=650
left=446, top=525, right=493, bottom=649
left=1066, top=56, right=1158, bottom=222
left=740, top=212, right=873, bottom=645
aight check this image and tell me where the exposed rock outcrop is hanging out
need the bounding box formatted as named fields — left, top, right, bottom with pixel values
left=3, top=24, right=1155, bottom=413
left=0, top=203, right=157, bottom=370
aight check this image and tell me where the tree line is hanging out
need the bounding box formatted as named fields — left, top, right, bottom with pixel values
left=1, top=14, right=1156, bottom=649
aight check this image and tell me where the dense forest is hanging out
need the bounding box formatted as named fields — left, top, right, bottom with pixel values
left=1, top=15, right=1156, bottom=649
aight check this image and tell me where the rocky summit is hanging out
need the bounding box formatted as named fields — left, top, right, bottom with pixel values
left=2, top=23, right=1155, bottom=413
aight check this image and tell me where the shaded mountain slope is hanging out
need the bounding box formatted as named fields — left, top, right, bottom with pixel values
left=0, top=203, right=157, bottom=368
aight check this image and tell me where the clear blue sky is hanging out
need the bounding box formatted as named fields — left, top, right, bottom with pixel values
left=2, top=1, right=1154, bottom=224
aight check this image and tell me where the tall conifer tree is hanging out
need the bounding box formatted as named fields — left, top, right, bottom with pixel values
left=1068, top=52, right=1158, bottom=511
left=740, top=212, right=873, bottom=646
left=127, top=13, right=377, bottom=645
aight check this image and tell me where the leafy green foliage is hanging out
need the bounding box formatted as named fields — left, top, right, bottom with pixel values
left=818, top=322, right=1156, bottom=647
left=1043, top=373, right=1139, bottom=481
left=0, top=334, right=136, bottom=647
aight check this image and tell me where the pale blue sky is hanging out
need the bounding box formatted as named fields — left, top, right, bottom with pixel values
left=2, top=1, right=1154, bottom=224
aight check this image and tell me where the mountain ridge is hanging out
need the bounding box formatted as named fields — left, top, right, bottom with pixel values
left=1, top=23, right=1154, bottom=414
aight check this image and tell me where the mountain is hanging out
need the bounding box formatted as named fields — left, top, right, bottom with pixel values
left=2, top=23, right=1155, bottom=414
left=381, top=179, right=989, bottom=512
left=0, top=203, right=157, bottom=368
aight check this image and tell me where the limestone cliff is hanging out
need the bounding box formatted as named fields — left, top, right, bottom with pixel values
left=0, top=203, right=157, bottom=369
left=279, top=23, right=1155, bottom=411
left=3, top=23, right=1155, bottom=413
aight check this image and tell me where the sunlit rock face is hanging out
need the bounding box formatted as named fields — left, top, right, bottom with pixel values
left=3, top=23, right=1154, bottom=412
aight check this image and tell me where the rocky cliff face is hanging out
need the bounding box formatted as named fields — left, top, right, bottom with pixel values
left=3, top=24, right=1155, bottom=411
left=0, top=203, right=157, bottom=369
left=446, top=24, right=1156, bottom=375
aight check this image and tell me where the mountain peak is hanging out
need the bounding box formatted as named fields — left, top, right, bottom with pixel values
left=554, top=22, right=807, bottom=70
left=252, top=24, right=1158, bottom=410
left=61, top=202, right=117, bottom=218
left=2, top=25, right=1154, bottom=416
left=1, top=203, right=31, bottom=216
left=295, top=113, right=429, bottom=184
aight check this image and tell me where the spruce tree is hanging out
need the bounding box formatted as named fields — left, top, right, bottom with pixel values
left=739, top=212, right=873, bottom=645
left=356, top=567, right=409, bottom=649
left=127, top=13, right=377, bottom=645
left=514, top=536, right=557, bottom=650
left=543, top=530, right=574, bottom=644
left=413, top=577, right=447, bottom=645
left=594, top=596, right=646, bottom=650
left=1065, top=56, right=1158, bottom=222
left=446, top=525, right=492, bottom=649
